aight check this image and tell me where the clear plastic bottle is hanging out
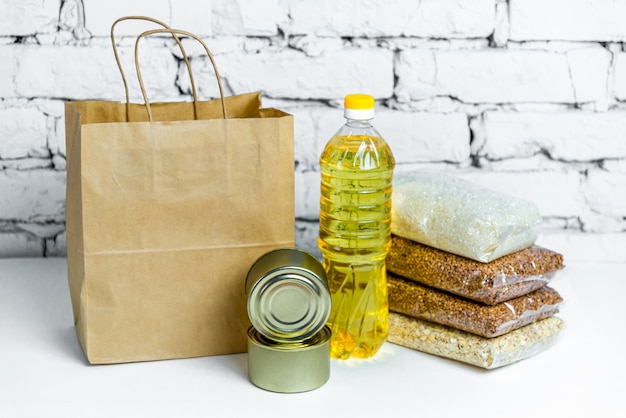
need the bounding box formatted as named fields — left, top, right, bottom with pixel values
left=318, top=94, right=395, bottom=359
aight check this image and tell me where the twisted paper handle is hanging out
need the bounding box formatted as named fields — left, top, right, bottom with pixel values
left=135, top=28, right=227, bottom=122
left=110, top=16, right=199, bottom=120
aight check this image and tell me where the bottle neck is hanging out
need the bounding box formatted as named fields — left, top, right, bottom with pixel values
left=345, top=118, right=373, bottom=128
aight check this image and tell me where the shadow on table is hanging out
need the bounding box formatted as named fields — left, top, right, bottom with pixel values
left=56, top=325, right=91, bottom=366
left=221, top=351, right=248, bottom=379
left=56, top=323, right=250, bottom=377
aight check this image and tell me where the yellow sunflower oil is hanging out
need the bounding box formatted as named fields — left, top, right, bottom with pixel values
left=318, top=94, right=395, bottom=360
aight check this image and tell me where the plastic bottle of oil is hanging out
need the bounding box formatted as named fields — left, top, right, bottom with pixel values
left=318, top=93, right=395, bottom=360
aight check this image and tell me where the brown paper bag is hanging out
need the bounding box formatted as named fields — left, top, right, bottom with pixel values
left=65, top=24, right=294, bottom=364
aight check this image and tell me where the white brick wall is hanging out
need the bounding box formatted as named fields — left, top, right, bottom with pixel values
left=283, top=0, right=495, bottom=38
left=395, top=47, right=610, bottom=104
left=0, top=108, right=49, bottom=159
left=509, top=0, right=626, bottom=42
left=479, top=111, right=626, bottom=161
left=217, top=48, right=395, bottom=99
left=1, top=0, right=625, bottom=261
left=0, top=0, right=61, bottom=36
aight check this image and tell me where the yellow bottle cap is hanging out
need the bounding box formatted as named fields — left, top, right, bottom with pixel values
left=344, top=94, right=375, bottom=120
left=344, top=94, right=375, bottom=110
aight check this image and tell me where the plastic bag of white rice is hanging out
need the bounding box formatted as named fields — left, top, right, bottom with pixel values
left=391, top=171, right=541, bottom=263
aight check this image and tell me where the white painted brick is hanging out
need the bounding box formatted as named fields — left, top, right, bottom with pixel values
left=289, top=106, right=470, bottom=169
left=0, top=46, right=15, bottom=97
left=474, top=154, right=586, bottom=173
left=580, top=209, right=625, bottom=233
left=0, top=108, right=49, bottom=159
left=284, top=0, right=495, bottom=38
left=493, top=1, right=509, bottom=47
left=393, top=47, right=440, bottom=101
left=0, top=0, right=61, bottom=36
left=51, top=118, right=67, bottom=158
left=176, top=56, right=234, bottom=101
left=460, top=170, right=583, bottom=218
left=481, top=111, right=626, bottom=161
left=33, top=99, right=66, bottom=118
left=1, top=158, right=52, bottom=170
left=84, top=0, right=172, bottom=37
left=288, top=35, right=346, bottom=58
left=170, top=36, right=244, bottom=59
left=603, top=159, right=626, bottom=173
left=288, top=106, right=343, bottom=169
left=170, top=37, right=246, bottom=99
left=614, top=53, right=626, bottom=102
left=0, top=170, right=65, bottom=222
left=566, top=47, right=611, bottom=105
left=392, top=162, right=456, bottom=176
left=510, top=0, right=626, bottom=42
left=542, top=216, right=581, bottom=231
left=212, top=0, right=285, bottom=35
left=536, top=231, right=626, bottom=263
left=46, top=231, right=67, bottom=257
left=16, top=222, right=65, bottom=239
left=169, top=2, right=213, bottom=36
left=395, top=47, right=610, bottom=104
left=86, top=1, right=212, bottom=37
left=25, top=100, right=67, bottom=159
left=0, top=233, right=44, bottom=257
left=52, top=155, right=66, bottom=171
left=295, top=220, right=321, bottom=260
left=295, top=168, right=320, bottom=221
left=59, top=0, right=84, bottom=34
left=181, top=48, right=394, bottom=100
left=14, top=44, right=180, bottom=101
left=117, top=42, right=181, bottom=102
left=8, top=222, right=68, bottom=257
left=210, top=49, right=394, bottom=100
left=376, top=110, right=470, bottom=164
left=584, top=170, right=626, bottom=219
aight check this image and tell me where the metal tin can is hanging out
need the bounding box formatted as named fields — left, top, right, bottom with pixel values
left=245, top=248, right=331, bottom=343
left=247, top=325, right=331, bottom=393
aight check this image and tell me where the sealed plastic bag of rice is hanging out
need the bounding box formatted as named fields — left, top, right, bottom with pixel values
left=391, top=172, right=541, bottom=263
left=388, top=312, right=565, bottom=369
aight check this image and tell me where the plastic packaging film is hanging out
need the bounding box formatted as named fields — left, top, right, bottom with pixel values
left=387, top=273, right=563, bottom=338
left=391, top=172, right=542, bottom=263
left=387, top=235, right=564, bottom=305
left=388, top=312, right=565, bottom=369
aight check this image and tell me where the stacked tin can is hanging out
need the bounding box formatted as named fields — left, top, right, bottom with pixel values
left=245, top=248, right=332, bottom=393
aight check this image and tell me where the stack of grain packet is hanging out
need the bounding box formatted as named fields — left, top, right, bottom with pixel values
left=386, top=171, right=565, bottom=369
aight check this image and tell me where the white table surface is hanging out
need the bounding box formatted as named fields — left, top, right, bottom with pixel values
left=1, top=257, right=624, bottom=418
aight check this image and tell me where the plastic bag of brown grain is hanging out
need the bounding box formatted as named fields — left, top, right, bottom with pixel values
left=387, top=235, right=564, bottom=305
left=388, top=312, right=565, bottom=369
left=391, top=172, right=541, bottom=263
left=387, top=273, right=563, bottom=337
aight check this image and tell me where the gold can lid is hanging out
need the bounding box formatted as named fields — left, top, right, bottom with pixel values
left=245, top=248, right=330, bottom=343
left=247, top=326, right=331, bottom=393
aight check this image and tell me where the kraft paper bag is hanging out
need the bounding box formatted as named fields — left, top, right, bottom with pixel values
left=64, top=24, right=294, bottom=364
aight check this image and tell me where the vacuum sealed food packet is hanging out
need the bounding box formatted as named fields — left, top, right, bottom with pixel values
left=387, top=273, right=563, bottom=338
left=388, top=312, right=565, bottom=369
left=387, top=235, right=564, bottom=305
left=391, top=171, right=541, bottom=263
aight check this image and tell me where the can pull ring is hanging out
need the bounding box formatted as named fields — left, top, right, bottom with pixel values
left=134, top=28, right=227, bottom=122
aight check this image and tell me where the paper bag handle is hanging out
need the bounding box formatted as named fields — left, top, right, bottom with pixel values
left=135, top=28, right=228, bottom=122
left=110, top=16, right=199, bottom=121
